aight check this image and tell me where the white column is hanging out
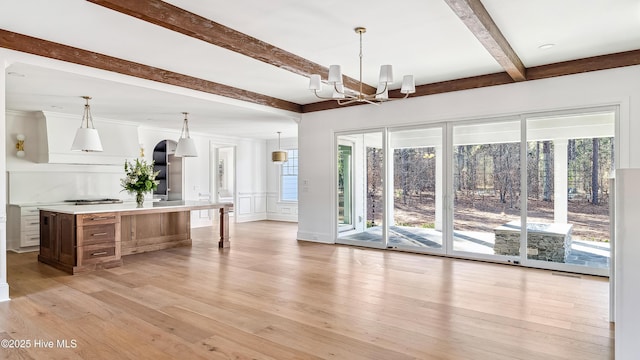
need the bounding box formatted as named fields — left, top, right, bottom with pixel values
left=0, top=57, right=10, bottom=301
left=435, top=145, right=443, bottom=231
left=553, top=139, right=568, bottom=224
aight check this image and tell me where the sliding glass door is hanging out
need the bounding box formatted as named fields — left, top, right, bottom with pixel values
left=451, top=120, right=522, bottom=261
left=333, top=108, right=615, bottom=276
left=524, top=111, right=614, bottom=275
left=387, top=126, right=444, bottom=254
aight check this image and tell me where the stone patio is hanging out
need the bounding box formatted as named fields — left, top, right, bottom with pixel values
left=338, top=225, right=610, bottom=269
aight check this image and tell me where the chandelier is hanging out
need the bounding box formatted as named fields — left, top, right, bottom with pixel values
left=308, top=27, right=416, bottom=105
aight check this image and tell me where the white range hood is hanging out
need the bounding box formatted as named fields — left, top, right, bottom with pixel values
left=36, top=111, right=140, bottom=165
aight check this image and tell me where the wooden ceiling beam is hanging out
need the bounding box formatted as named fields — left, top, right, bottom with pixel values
left=527, top=49, right=640, bottom=80
left=0, top=30, right=302, bottom=113
left=444, top=0, right=527, bottom=82
left=86, top=0, right=377, bottom=95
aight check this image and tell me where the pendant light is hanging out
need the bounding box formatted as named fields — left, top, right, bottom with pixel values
left=271, top=131, right=288, bottom=163
left=175, top=112, right=198, bottom=157
left=71, top=96, right=103, bottom=152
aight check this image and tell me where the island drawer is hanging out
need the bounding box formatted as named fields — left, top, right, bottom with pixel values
left=77, top=213, right=119, bottom=226
left=79, top=244, right=117, bottom=264
left=80, top=224, right=116, bottom=246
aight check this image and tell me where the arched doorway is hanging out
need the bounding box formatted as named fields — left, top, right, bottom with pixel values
left=153, top=140, right=182, bottom=200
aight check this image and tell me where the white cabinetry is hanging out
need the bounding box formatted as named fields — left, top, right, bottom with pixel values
left=7, top=203, right=64, bottom=252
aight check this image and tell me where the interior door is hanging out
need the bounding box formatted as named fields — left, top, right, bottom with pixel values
left=338, top=142, right=354, bottom=232
left=336, top=131, right=385, bottom=248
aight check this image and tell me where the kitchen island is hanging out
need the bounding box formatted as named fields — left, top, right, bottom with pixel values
left=37, top=201, right=232, bottom=274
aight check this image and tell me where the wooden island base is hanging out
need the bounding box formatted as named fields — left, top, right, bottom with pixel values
left=121, top=211, right=191, bottom=256
left=37, top=201, right=231, bottom=274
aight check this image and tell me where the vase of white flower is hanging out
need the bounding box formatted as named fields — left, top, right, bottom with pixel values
left=135, top=191, right=145, bottom=207
left=121, top=159, right=160, bottom=207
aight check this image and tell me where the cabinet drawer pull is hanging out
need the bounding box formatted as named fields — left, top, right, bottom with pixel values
left=91, top=251, right=108, bottom=256
left=90, top=217, right=112, bottom=221
left=30, top=236, right=39, bottom=240
left=29, top=222, right=39, bottom=225
left=91, top=232, right=108, bottom=236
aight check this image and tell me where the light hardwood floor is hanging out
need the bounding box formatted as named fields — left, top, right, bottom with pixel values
left=1, top=221, right=613, bottom=359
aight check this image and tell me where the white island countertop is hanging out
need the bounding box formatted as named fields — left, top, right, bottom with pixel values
left=37, top=200, right=233, bottom=215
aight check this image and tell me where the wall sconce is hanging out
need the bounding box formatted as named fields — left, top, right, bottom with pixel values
left=16, top=134, right=25, bottom=157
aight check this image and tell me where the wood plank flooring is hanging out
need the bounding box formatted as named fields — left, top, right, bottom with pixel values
left=1, top=221, right=613, bottom=359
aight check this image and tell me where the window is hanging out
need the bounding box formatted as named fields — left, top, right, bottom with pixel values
left=281, top=149, right=298, bottom=201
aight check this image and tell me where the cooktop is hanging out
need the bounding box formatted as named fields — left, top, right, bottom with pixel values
left=64, top=198, right=123, bottom=205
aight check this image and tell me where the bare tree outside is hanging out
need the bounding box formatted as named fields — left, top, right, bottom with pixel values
left=370, top=137, right=614, bottom=242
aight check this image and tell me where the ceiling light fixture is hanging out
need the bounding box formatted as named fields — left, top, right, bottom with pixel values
left=71, top=96, right=103, bottom=152
left=308, top=27, right=416, bottom=105
left=272, top=131, right=288, bottom=164
left=175, top=112, right=198, bottom=157
left=538, top=43, right=555, bottom=50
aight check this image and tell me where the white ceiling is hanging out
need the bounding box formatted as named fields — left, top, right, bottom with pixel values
left=2, top=0, right=640, bottom=139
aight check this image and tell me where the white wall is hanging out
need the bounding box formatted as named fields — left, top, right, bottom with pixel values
left=615, top=169, right=640, bottom=359
left=297, top=65, right=640, bottom=359
left=266, top=136, right=298, bottom=222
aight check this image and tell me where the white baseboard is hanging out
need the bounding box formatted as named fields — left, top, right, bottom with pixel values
left=266, top=214, right=298, bottom=222
left=236, top=213, right=267, bottom=223
left=296, top=231, right=335, bottom=244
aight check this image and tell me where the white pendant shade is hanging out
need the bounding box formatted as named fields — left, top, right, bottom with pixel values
left=175, top=112, right=198, bottom=157
left=401, top=75, right=416, bottom=94
left=309, top=74, right=322, bottom=90
left=71, top=96, right=103, bottom=152
left=328, top=65, right=343, bottom=84
left=175, top=137, right=197, bottom=157
left=378, top=64, right=394, bottom=84
left=71, top=127, right=103, bottom=152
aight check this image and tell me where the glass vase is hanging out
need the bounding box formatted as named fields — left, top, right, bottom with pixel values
left=136, top=191, right=145, bottom=207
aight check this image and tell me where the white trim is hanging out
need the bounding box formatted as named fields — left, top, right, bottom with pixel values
left=297, top=231, right=334, bottom=244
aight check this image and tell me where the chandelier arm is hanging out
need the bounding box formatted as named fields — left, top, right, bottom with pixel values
left=313, top=89, right=357, bottom=101
left=336, top=98, right=360, bottom=106
left=360, top=98, right=381, bottom=106
left=372, top=82, right=389, bottom=97
left=312, top=90, right=339, bottom=100
left=385, top=93, right=411, bottom=101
